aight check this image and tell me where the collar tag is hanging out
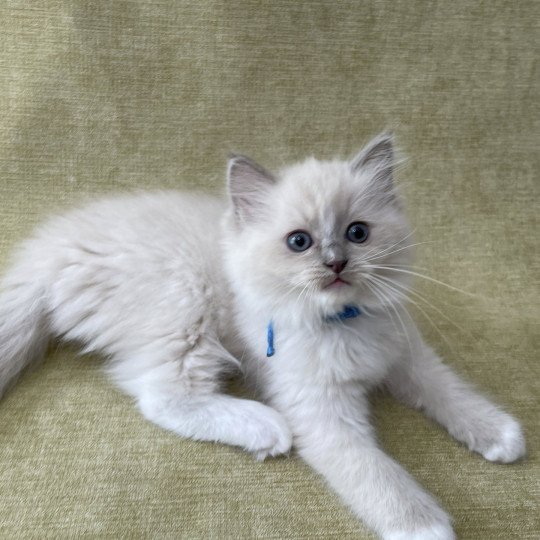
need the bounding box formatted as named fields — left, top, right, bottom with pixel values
left=266, top=321, right=275, bottom=357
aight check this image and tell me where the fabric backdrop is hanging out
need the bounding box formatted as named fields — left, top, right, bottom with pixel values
left=0, top=1, right=538, bottom=538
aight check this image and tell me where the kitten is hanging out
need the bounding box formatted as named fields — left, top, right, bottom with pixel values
left=0, top=133, right=525, bottom=540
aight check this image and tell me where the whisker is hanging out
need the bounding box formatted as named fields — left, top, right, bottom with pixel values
left=361, top=228, right=417, bottom=261
left=371, top=273, right=472, bottom=338
left=363, top=240, right=437, bottom=263
left=367, top=274, right=458, bottom=356
left=370, top=262, right=432, bottom=273
left=362, top=279, right=403, bottom=337
left=363, top=276, right=414, bottom=357
left=365, top=275, right=422, bottom=346
left=362, top=265, right=477, bottom=298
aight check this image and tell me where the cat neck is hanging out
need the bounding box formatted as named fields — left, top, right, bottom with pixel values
left=266, top=304, right=362, bottom=357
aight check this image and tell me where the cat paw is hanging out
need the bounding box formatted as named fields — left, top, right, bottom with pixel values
left=459, top=412, right=527, bottom=464
left=480, top=417, right=526, bottom=463
left=384, top=523, right=456, bottom=540
left=240, top=402, right=293, bottom=460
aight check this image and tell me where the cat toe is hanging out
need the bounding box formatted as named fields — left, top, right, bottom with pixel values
left=252, top=423, right=293, bottom=461
left=384, top=523, right=456, bottom=540
left=482, top=418, right=526, bottom=463
left=241, top=404, right=292, bottom=459
left=252, top=429, right=292, bottom=461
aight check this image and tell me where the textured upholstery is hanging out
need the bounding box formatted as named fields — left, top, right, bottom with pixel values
left=0, top=2, right=538, bottom=538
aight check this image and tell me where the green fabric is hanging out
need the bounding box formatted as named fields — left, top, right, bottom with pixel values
left=0, top=1, right=538, bottom=538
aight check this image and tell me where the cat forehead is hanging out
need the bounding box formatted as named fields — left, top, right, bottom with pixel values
left=281, top=158, right=356, bottom=188
left=274, top=159, right=371, bottom=219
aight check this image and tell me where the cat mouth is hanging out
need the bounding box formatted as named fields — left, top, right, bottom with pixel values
left=324, top=277, right=350, bottom=289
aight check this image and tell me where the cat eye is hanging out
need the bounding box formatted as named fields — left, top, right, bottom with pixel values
left=346, top=222, right=369, bottom=243
left=286, top=230, right=312, bottom=252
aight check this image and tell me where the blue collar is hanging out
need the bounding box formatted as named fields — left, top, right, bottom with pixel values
left=266, top=304, right=362, bottom=357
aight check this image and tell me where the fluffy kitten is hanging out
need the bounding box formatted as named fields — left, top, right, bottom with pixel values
left=0, top=134, right=525, bottom=540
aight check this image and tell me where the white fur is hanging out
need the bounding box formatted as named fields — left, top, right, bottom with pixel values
left=384, top=524, right=456, bottom=540
left=0, top=134, right=525, bottom=539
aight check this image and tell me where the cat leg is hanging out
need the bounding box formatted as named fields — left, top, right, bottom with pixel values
left=139, top=392, right=292, bottom=460
left=385, top=339, right=525, bottom=463
left=109, top=345, right=292, bottom=460
left=282, top=388, right=455, bottom=540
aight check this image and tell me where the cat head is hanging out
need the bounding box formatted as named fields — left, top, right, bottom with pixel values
left=223, top=133, right=413, bottom=320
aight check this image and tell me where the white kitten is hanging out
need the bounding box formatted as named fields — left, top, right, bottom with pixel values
left=0, top=134, right=525, bottom=540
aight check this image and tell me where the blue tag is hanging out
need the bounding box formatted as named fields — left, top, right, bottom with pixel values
left=266, top=321, right=275, bottom=357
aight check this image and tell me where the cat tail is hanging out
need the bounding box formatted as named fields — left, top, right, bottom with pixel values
left=0, top=257, right=49, bottom=399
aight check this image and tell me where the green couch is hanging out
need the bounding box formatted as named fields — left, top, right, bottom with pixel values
left=0, top=2, right=537, bottom=538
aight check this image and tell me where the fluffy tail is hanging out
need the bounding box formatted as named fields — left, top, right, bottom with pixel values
left=0, top=264, right=49, bottom=398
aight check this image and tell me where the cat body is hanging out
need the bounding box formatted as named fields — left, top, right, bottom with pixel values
left=0, top=134, right=525, bottom=540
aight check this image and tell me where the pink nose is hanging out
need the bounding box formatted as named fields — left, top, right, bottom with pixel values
left=325, top=260, right=348, bottom=274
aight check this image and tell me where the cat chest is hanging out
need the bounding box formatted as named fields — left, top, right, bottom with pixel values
left=265, top=321, right=399, bottom=386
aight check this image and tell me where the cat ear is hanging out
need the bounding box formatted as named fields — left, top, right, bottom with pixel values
left=227, top=154, right=275, bottom=223
left=350, top=132, right=395, bottom=194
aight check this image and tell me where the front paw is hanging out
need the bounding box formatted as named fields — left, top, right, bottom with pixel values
left=385, top=523, right=456, bottom=540
left=240, top=402, right=293, bottom=461
left=381, top=490, right=455, bottom=540
left=480, top=416, right=526, bottom=463
left=459, top=411, right=526, bottom=464
left=383, top=523, right=456, bottom=540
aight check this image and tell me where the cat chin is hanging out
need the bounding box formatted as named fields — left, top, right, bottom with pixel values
left=317, top=287, right=360, bottom=313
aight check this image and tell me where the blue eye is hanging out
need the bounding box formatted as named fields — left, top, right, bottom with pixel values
left=346, top=222, right=369, bottom=243
left=287, top=231, right=312, bottom=252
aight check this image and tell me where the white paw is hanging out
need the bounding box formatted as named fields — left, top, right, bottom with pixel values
left=241, top=402, right=293, bottom=460
left=482, top=417, right=526, bottom=463
left=385, top=523, right=456, bottom=540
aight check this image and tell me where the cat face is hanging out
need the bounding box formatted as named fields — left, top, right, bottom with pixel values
left=225, top=133, right=413, bottom=317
